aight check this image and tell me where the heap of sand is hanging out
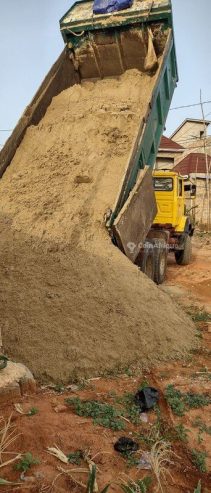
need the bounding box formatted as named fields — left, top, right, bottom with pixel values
left=0, top=70, right=195, bottom=382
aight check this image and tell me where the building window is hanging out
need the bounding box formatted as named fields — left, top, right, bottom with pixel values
left=157, top=157, right=174, bottom=164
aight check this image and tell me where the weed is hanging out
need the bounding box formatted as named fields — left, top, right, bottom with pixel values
left=159, top=372, right=169, bottom=379
left=47, top=446, right=69, bottom=464
left=174, top=424, right=189, bottom=442
left=134, top=406, right=171, bottom=446
left=197, top=432, right=204, bottom=445
left=195, top=330, right=203, bottom=339
left=0, top=415, right=21, bottom=468
left=191, top=369, right=211, bottom=381
left=115, top=393, right=140, bottom=425
left=164, top=385, right=185, bottom=416
left=190, top=309, right=211, bottom=323
left=120, top=476, right=152, bottom=493
left=86, top=465, right=110, bottom=493
left=198, top=366, right=209, bottom=373
left=193, top=480, right=201, bottom=492
left=184, top=392, right=210, bottom=408
left=15, top=452, right=40, bottom=473
left=0, top=477, right=21, bottom=486
left=192, top=416, right=211, bottom=435
left=77, top=380, right=87, bottom=391
left=191, top=449, right=207, bottom=473
left=139, top=380, right=150, bottom=389
left=28, top=407, right=39, bottom=416
left=67, top=450, right=83, bottom=465
left=149, top=440, right=175, bottom=493
left=117, top=448, right=140, bottom=468
left=54, top=384, right=65, bottom=393
left=122, top=451, right=140, bottom=468
left=107, top=390, right=117, bottom=399
left=124, top=368, right=134, bottom=377
left=165, top=385, right=210, bottom=416
left=65, top=397, right=125, bottom=431
left=125, top=455, right=140, bottom=468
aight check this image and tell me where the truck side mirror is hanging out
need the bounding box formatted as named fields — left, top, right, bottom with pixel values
left=191, top=185, right=196, bottom=197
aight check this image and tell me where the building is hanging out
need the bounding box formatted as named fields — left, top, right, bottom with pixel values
left=156, top=136, right=184, bottom=169
left=155, top=119, right=211, bottom=229
left=174, top=152, right=211, bottom=229
left=170, top=118, right=211, bottom=155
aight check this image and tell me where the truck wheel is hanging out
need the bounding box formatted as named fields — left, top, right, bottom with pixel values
left=175, top=234, right=192, bottom=265
left=153, top=242, right=168, bottom=284
left=139, top=243, right=154, bottom=281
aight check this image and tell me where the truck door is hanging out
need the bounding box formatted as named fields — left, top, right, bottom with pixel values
left=176, top=178, right=184, bottom=225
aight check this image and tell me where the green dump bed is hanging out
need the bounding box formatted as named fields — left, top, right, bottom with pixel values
left=60, top=0, right=178, bottom=224
left=60, top=0, right=174, bottom=79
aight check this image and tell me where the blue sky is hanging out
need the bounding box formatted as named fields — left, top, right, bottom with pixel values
left=0, top=0, right=211, bottom=148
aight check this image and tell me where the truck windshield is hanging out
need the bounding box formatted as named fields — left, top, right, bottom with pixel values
left=153, top=177, right=173, bottom=191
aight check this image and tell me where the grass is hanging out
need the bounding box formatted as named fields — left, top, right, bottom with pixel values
left=192, top=416, right=211, bottom=435
left=165, top=385, right=211, bottom=416
left=125, top=455, right=140, bottom=468
left=148, top=440, right=175, bottom=493
left=0, top=415, right=21, bottom=468
left=14, top=404, right=39, bottom=416
left=193, top=480, right=201, bottom=492
left=120, top=476, right=152, bottom=493
left=183, top=392, right=210, bottom=408
left=164, top=385, right=185, bottom=416
left=174, top=424, right=189, bottom=442
left=0, top=477, right=21, bottom=486
left=27, top=407, right=39, bottom=416
left=14, top=452, right=40, bottom=473
left=67, top=450, right=83, bottom=465
left=54, top=384, right=65, bottom=393
left=134, top=405, right=175, bottom=447
left=188, top=308, right=211, bottom=323
left=191, top=449, right=207, bottom=473
left=112, top=392, right=140, bottom=425
left=108, top=382, right=153, bottom=425
left=65, top=397, right=125, bottom=431
left=191, top=368, right=211, bottom=381
left=117, top=448, right=140, bottom=469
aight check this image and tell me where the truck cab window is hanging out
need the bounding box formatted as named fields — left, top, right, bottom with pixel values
left=153, top=177, right=173, bottom=191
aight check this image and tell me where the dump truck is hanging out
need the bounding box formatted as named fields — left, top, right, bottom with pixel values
left=0, top=0, right=198, bottom=383
left=138, top=169, right=195, bottom=284
left=0, top=0, right=194, bottom=285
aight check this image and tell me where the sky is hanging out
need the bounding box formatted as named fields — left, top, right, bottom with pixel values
left=0, top=0, right=211, bottom=148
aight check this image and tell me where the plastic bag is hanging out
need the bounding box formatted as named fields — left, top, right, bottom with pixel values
left=114, top=436, right=139, bottom=454
left=93, top=0, right=133, bottom=15
left=134, top=387, right=159, bottom=412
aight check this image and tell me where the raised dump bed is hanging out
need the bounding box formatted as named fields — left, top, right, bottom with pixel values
left=60, top=0, right=173, bottom=79
left=61, top=0, right=178, bottom=225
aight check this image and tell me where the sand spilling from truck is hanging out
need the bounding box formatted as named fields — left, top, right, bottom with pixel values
left=0, top=70, right=196, bottom=382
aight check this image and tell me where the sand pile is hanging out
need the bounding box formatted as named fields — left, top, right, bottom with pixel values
left=0, top=70, right=195, bottom=382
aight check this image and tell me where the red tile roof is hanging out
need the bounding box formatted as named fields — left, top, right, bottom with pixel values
left=159, top=136, right=184, bottom=150
left=173, top=153, right=211, bottom=175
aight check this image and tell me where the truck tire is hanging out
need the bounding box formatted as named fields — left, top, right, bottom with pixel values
left=139, top=243, right=154, bottom=281
left=153, top=242, right=168, bottom=284
left=175, top=234, right=192, bottom=265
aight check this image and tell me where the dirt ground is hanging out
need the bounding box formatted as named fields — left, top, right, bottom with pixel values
left=0, top=234, right=210, bottom=493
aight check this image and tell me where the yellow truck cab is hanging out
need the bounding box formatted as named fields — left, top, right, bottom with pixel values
left=136, top=170, right=195, bottom=284
left=153, top=170, right=188, bottom=234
